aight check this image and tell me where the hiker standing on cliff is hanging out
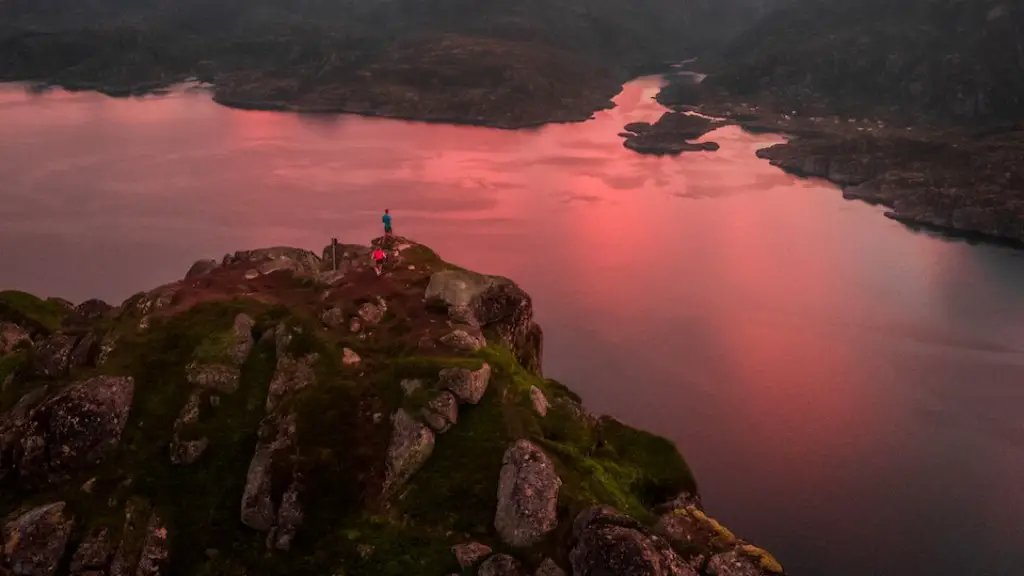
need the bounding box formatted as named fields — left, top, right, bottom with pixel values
left=382, top=209, right=393, bottom=238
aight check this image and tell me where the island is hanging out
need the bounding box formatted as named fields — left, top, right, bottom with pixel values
left=0, top=238, right=784, bottom=576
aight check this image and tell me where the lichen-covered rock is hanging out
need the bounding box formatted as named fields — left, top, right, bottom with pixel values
left=357, top=302, right=384, bottom=325
left=381, top=409, right=435, bottom=496
left=224, top=247, right=321, bottom=277
left=439, top=363, right=491, bottom=405
left=185, top=363, right=241, bottom=394
left=3, top=376, right=134, bottom=485
left=439, top=329, right=486, bottom=352
left=422, top=391, right=458, bottom=433
left=170, top=390, right=208, bottom=465
left=134, top=514, right=170, bottom=576
left=342, top=348, right=361, bottom=366
left=30, top=333, right=77, bottom=377
left=185, top=258, right=220, bottom=279
left=535, top=558, right=565, bottom=576
left=529, top=386, right=549, bottom=417
left=478, top=554, right=526, bottom=576
left=230, top=313, right=255, bottom=365
left=570, top=506, right=697, bottom=576
left=0, top=322, right=30, bottom=355
left=494, top=439, right=561, bottom=548
left=265, top=354, right=318, bottom=413
left=70, top=527, right=114, bottom=576
left=451, top=542, right=492, bottom=569
left=1, top=502, right=74, bottom=576
left=241, top=413, right=297, bottom=531
left=96, top=334, right=118, bottom=367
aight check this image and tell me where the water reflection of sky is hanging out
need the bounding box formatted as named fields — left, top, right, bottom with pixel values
left=1, top=77, right=1023, bottom=576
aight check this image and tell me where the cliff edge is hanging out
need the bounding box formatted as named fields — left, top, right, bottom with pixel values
left=0, top=238, right=783, bottom=576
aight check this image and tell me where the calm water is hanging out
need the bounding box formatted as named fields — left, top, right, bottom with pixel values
left=2, top=77, right=1024, bottom=575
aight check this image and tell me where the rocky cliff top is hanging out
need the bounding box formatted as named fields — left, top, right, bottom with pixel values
left=0, top=237, right=782, bottom=576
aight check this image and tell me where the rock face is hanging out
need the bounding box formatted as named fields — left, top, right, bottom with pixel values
left=425, top=270, right=543, bottom=374
left=70, top=527, right=115, bottom=576
left=439, top=329, right=486, bottom=352
left=494, top=440, right=561, bottom=548
left=185, top=258, right=220, bottom=279
left=439, top=363, right=491, bottom=405
left=570, top=506, right=698, bottom=576
left=478, top=554, right=526, bottom=576
left=422, top=391, right=458, bottom=433
left=30, top=333, right=77, bottom=377
left=223, top=247, right=321, bottom=278
left=265, top=353, right=318, bottom=413
left=185, top=363, right=241, bottom=394
left=241, top=413, right=297, bottom=531
left=529, top=386, right=549, bottom=417
left=381, top=409, right=435, bottom=497
left=451, top=542, right=492, bottom=569
left=0, top=322, right=31, bottom=354
left=1, top=376, right=134, bottom=485
left=1, top=502, right=74, bottom=576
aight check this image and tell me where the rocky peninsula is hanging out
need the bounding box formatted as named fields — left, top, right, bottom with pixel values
left=0, top=238, right=783, bottom=576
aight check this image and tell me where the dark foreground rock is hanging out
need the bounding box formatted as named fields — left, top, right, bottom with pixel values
left=0, top=237, right=783, bottom=576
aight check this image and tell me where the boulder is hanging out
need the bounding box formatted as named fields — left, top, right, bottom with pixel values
left=570, top=506, right=697, bottom=576
left=400, top=379, right=422, bottom=396
left=319, top=243, right=371, bottom=275
left=1, top=502, right=74, bottom=576
left=422, top=391, right=458, bottom=433
left=706, top=549, right=783, bottom=576
left=451, top=541, right=492, bottom=569
left=529, top=386, right=549, bottom=417
left=357, top=302, right=384, bottom=325
left=185, top=363, right=241, bottom=394
left=439, top=329, right=486, bottom=352
left=265, top=353, right=317, bottom=413
left=68, top=332, right=100, bottom=369
left=425, top=270, right=542, bottom=374
left=478, top=554, right=526, bottom=576
left=439, top=363, right=491, bottom=405
left=381, top=409, right=435, bottom=496
left=185, top=258, right=220, bottom=279
left=70, top=527, right=114, bottom=576
left=342, top=348, right=361, bottom=366
left=494, top=440, right=560, bottom=548
left=321, top=307, right=346, bottom=328
left=63, top=299, right=113, bottom=330
left=349, top=317, right=362, bottom=334
left=241, top=413, right=297, bottom=531
left=0, top=322, right=31, bottom=355
left=30, top=333, right=77, bottom=377
left=3, top=376, right=134, bottom=485
left=170, top=390, right=208, bottom=465
left=230, top=314, right=255, bottom=365
left=134, top=514, right=170, bottom=576
left=535, top=558, right=566, bottom=576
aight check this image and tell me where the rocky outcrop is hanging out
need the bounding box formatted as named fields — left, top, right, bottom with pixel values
left=1, top=375, right=134, bottom=485
left=230, top=314, right=255, bottom=365
left=494, top=439, right=561, bottom=548
left=223, top=247, right=321, bottom=278
left=621, top=112, right=724, bottom=155
left=134, top=513, right=170, bottom=576
left=170, top=390, right=209, bottom=465
left=381, top=409, right=435, bottom=497
left=571, top=506, right=698, bottom=576
left=30, top=333, right=77, bottom=377
left=478, top=554, right=526, bottom=576
left=271, top=479, right=304, bottom=551
left=536, top=558, right=566, bottom=576
left=1, top=502, right=74, bottom=576
left=357, top=302, right=385, bottom=326
left=185, top=258, right=220, bottom=279
left=439, top=329, right=486, bottom=352
left=241, top=412, right=297, bottom=531
left=265, top=353, right=318, bottom=414
left=439, top=363, right=491, bottom=405
left=451, top=542, right=492, bottom=570
left=185, top=363, right=240, bottom=394
left=422, top=391, right=458, bottom=434
left=529, top=386, right=549, bottom=417
left=425, top=270, right=543, bottom=374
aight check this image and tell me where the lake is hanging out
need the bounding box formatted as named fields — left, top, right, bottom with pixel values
left=1, top=76, right=1023, bottom=575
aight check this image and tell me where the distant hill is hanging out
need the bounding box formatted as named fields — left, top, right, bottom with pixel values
left=706, top=0, right=1024, bottom=123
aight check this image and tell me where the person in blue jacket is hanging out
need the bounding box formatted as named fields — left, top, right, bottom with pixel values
left=382, top=209, right=393, bottom=237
